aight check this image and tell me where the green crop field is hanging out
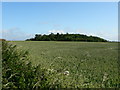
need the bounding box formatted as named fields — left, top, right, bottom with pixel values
left=10, top=41, right=119, bottom=88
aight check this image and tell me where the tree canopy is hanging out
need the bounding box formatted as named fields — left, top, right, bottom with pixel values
left=26, top=33, right=108, bottom=42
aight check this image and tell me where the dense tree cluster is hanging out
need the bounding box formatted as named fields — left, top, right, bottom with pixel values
left=26, top=33, right=108, bottom=42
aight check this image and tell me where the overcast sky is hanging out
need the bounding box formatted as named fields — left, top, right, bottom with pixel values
left=1, top=2, right=118, bottom=41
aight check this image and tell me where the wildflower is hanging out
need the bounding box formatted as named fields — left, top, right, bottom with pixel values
left=57, top=57, right=62, bottom=59
left=48, top=68, right=54, bottom=72
left=102, top=73, right=108, bottom=82
left=63, top=71, right=69, bottom=75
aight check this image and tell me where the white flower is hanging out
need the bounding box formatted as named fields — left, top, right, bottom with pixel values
left=102, top=73, right=108, bottom=82
left=48, top=68, right=54, bottom=72
left=57, top=57, right=62, bottom=59
left=63, top=71, right=69, bottom=75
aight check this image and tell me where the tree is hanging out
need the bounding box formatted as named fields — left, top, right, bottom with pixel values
left=26, top=33, right=108, bottom=42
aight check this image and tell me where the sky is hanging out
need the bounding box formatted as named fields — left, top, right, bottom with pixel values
left=1, top=2, right=118, bottom=41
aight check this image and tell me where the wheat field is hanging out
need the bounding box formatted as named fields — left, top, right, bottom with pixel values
left=10, top=41, right=119, bottom=88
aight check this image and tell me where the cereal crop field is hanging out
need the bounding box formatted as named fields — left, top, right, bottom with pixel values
left=10, top=41, right=119, bottom=88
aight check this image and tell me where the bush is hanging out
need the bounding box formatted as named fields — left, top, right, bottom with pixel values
left=2, top=41, right=63, bottom=89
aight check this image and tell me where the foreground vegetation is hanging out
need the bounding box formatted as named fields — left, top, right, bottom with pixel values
left=2, top=41, right=68, bottom=89
left=9, top=41, right=119, bottom=88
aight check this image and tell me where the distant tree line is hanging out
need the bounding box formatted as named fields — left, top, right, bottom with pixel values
left=26, top=33, right=108, bottom=42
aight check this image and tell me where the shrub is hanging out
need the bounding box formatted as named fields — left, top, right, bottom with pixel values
left=2, top=41, right=63, bottom=89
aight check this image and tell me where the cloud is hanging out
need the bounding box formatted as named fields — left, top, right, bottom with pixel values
left=96, top=31, right=118, bottom=41
left=48, top=29, right=65, bottom=34
left=2, top=28, right=34, bottom=40
left=48, top=29, right=81, bottom=34
left=75, top=29, right=118, bottom=41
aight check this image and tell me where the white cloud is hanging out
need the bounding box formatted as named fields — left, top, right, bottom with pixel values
left=48, top=29, right=82, bottom=34
left=2, top=28, right=34, bottom=41
left=96, top=31, right=118, bottom=41
left=48, top=29, right=65, bottom=34
left=75, top=29, right=118, bottom=41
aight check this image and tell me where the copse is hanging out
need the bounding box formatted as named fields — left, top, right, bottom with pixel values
left=26, top=33, right=108, bottom=42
